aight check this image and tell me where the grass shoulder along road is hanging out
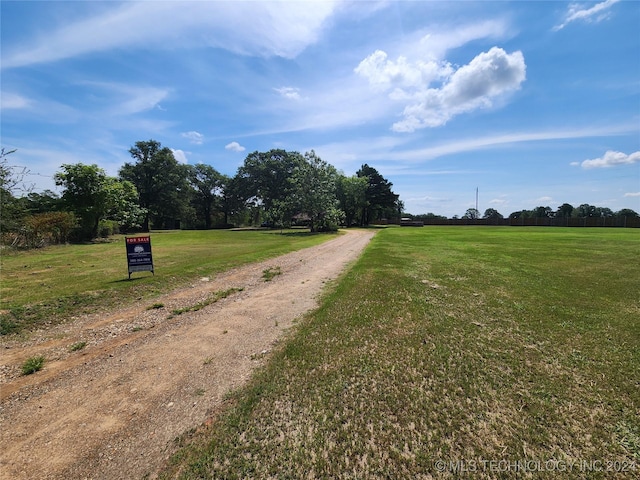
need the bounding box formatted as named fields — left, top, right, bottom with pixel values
left=160, top=226, right=639, bottom=479
left=0, top=229, right=334, bottom=336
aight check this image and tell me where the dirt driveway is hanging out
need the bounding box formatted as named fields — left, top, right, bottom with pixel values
left=0, top=229, right=375, bottom=480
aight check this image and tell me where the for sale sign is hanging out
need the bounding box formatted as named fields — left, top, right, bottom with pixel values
left=125, top=236, right=154, bottom=279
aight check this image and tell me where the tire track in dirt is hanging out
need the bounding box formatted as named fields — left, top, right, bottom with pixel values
left=0, top=230, right=374, bottom=480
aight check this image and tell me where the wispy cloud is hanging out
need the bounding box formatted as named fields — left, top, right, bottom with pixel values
left=225, top=142, right=246, bottom=152
left=383, top=125, right=633, bottom=163
left=274, top=87, right=303, bottom=101
left=624, top=192, right=640, bottom=197
left=74, top=81, right=169, bottom=117
left=0, top=92, right=30, bottom=110
left=554, top=0, right=621, bottom=31
left=181, top=131, right=204, bottom=145
left=2, top=2, right=340, bottom=69
left=579, top=150, right=640, bottom=169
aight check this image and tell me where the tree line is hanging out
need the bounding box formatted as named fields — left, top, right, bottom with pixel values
left=404, top=204, right=638, bottom=222
left=1, top=141, right=400, bottom=247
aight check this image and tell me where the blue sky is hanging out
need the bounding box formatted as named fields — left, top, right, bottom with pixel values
left=1, top=0, right=639, bottom=217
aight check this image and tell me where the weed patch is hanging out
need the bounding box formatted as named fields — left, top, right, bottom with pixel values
left=262, top=266, right=282, bottom=282
left=170, top=288, right=243, bottom=316
left=69, top=341, right=87, bottom=352
left=22, top=355, right=45, bottom=375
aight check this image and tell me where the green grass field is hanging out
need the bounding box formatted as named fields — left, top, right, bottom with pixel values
left=0, top=229, right=333, bottom=335
left=160, top=227, right=639, bottom=479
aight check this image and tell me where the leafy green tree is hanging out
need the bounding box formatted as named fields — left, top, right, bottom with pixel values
left=594, top=207, right=614, bottom=217
left=483, top=208, right=503, bottom=220
left=187, top=163, right=223, bottom=229
left=235, top=149, right=304, bottom=225
left=54, top=163, right=112, bottom=240
left=104, top=178, right=147, bottom=232
left=533, top=206, right=553, bottom=218
left=616, top=208, right=638, bottom=218
left=356, top=164, right=399, bottom=225
left=575, top=204, right=596, bottom=218
left=219, top=174, right=246, bottom=227
left=556, top=203, right=574, bottom=218
left=24, top=190, right=63, bottom=214
left=463, top=208, right=480, bottom=219
left=288, top=151, right=342, bottom=232
left=120, top=140, right=190, bottom=231
left=336, top=174, right=368, bottom=227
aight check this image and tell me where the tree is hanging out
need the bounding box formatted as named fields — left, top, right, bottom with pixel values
left=594, top=207, right=614, bottom=217
left=54, top=163, right=112, bottom=240
left=187, top=163, right=223, bottom=229
left=336, top=174, right=368, bottom=227
left=120, top=140, right=190, bottom=231
left=556, top=203, right=574, bottom=218
left=219, top=174, right=245, bottom=227
left=1, top=148, right=27, bottom=235
left=483, top=208, right=503, bottom=220
left=235, top=149, right=304, bottom=225
left=616, top=208, right=638, bottom=218
left=533, top=206, right=553, bottom=218
left=24, top=190, right=63, bottom=214
left=104, top=178, right=147, bottom=232
left=462, top=208, right=480, bottom=219
left=575, top=204, right=596, bottom=218
left=356, top=164, right=399, bottom=225
left=287, top=150, right=342, bottom=232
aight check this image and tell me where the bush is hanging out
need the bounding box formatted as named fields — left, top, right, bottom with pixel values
left=2, top=211, right=77, bottom=248
left=316, top=207, right=345, bottom=232
left=98, top=219, right=119, bottom=238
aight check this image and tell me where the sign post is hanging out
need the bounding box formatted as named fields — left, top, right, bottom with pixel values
left=125, top=236, right=154, bottom=279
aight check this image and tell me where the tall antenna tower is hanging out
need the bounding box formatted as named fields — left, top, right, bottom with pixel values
left=476, top=187, right=478, bottom=213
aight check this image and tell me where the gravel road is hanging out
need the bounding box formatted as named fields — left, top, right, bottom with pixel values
left=0, top=229, right=375, bottom=480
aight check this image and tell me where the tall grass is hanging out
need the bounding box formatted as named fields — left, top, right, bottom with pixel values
left=0, top=229, right=333, bottom=335
left=162, top=227, right=639, bottom=479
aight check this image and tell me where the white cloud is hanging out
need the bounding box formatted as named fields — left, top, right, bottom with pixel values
left=624, top=192, right=640, bottom=197
left=181, top=131, right=204, bottom=145
left=225, top=142, right=245, bottom=152
left=393, top=48, right=526, bottom=132
left=171, top=149, right=188, bottom=163
left=580, top=150, right=640, bottom=169
left=554, top=0, right=620, bottom=31
left=2, top=2, right=340, bottom=69
left=355, top=50, right=451, bottom=92
left=275, top=87, right=302, bottom=101
left=356, top=46, right=526, bottom=132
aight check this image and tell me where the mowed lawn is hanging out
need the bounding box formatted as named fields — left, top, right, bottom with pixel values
left=162, top=227, right=639, bottom=479
left=0, top=229, right=333, bottom=335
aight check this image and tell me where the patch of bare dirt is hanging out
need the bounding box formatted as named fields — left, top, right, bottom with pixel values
left=0, top=230, right=375, bottom=480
